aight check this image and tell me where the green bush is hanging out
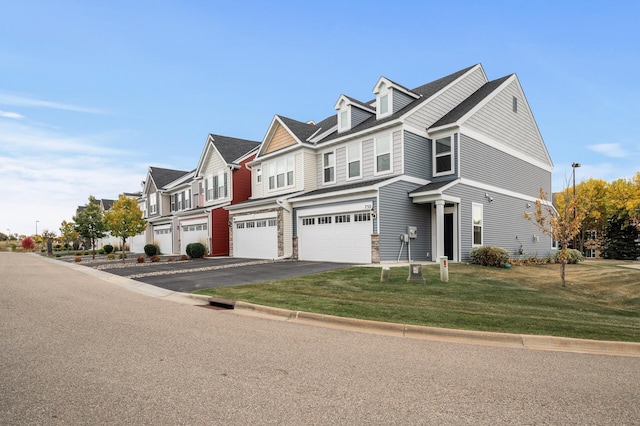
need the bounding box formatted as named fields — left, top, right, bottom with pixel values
left=107, top=253, right=115, bottom=260
left=144, top=244, right=158, bottom=257
left=186, top=242, right=206, bottom=259
left=103, top=244, right=114, bottom=254
left=557, top=248, right=584, bottom=264
left=469, top=246, right=510, bottom=267
left=98, top=248, right=105, bottom=255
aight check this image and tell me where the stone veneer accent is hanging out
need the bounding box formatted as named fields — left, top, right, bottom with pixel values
left=292, top=236, right=298, bottom=259
left=371, top=234, right=380, bottom=263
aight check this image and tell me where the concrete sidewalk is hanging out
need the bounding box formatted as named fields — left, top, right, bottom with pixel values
left=40, top=254, right=640, bottom=358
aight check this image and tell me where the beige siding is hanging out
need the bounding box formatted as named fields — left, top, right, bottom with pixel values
left=201, top=149, right=230, bottom=205
left=405, top=67, right=486, bottom=129
left=265, top=123, right=297, bottom=154
left=464, top=79, right=551, bottom=165
left=303, top=150, right=318, bottom=192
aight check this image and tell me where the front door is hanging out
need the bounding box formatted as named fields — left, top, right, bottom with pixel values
left=444, top=212, right=454, bottom=261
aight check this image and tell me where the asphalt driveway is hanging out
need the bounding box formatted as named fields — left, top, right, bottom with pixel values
left=74, top=256, right=352, bottom=293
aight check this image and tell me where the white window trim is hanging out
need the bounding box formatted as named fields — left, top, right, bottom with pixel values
left=433, top=134, right=454, bottom=177
left=268, top=156, right=295, bottom=192
left=472, top=202, right=483, bottom=247
left=256, top=167, right=262, bottom=184
left=322, top=150, right=336, bottom=185
left=374, top=134, right=393, bottom=176
left=346, top=142, right=362, bottom=181
left=149, top=193, right=157, bottom=214
left=339, top=108, right=350, bottom=132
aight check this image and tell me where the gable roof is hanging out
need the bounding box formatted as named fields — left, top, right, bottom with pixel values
left=209, top=134, right=260, bottom=164
left=148, top=167, right=191, bottom=190
left=315, top=64, right=481, bottom=144
left=429, top=75, right=512, bottom=130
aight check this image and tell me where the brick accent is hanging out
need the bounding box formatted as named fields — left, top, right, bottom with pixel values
left=292, top=236, right=298, bottom=259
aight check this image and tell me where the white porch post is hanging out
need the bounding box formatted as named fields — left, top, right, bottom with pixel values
left=435, top=199, right=445, bottom=260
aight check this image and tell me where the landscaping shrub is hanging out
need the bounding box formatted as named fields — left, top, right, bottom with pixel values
left=107, top=253, right=115, bottom=260
left=98, top=248, right=105, bottom=255
left=21, top=237, right=35, bottom=251
left=103, top=244, right=114, bottom=254
left=557, top=248, right=584, bottom=264
left=180, top=254, right=188, bottom=261
left=186, top=242, right=206, bottom=259
left=74, top=257, right=82, bottom=263
left=150, top=255, right=160, bottom=262
left=144, top=244, right=158, bottom=257
left=469, top=246, right=510, bottom=267
left=75, top=251, right=82, bottom=256
left=137, top=256, right=145, bottom=263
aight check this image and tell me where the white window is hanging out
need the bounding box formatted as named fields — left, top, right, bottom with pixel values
left=340, top=110, right=348, bottom=130
left=379, top=94, right=389, bottom=116
left=434, top=135, right=454, bottom=175
left=256, top=167, right=262, bottom=184
left=335, top=214, right=350, bottom=223
left=205, top=175, right=214, bottom=201
left=318, top=216, right=332, bottom=224
left=584, top=249, right=596, bottom=258
left=302, top=218, right=315, bottom=226
left=375, top=134, right=391, bottom=174
left=323, top=151, right=335, bottom=184
left=268, top=219, right=277, bottom=227
left=347, top=143, right=361, bottom=179
left=149, top=193, right=157, bottom=214
left=184, top=189, right=191, bottom=209
left=354, top=212, right=371, bottom=222
left=472, top=203, right=483, bottom=246
left=269, top=156, right=295, bottom=190
left=170, top=194, right=176, bottom=212
left=214, top=171, right=227, bottom=199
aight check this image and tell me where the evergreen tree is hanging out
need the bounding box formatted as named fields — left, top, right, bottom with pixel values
left=602, top=214, right=640, bottom=260
left=73, top=196, right=108, bottom=259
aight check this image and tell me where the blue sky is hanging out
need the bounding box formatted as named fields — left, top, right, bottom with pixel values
left=1, top=0, right=639, bottom=237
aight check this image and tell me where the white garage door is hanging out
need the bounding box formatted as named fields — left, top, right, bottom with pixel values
left=153, top=226, right=173, bottom=254
left=129, top=232, right=146, bottom=254
left=298, top=211, right=372, bottom=263
left=180, top=222, right=208, bottom=254
left=233, top=218, right=277, bottom=259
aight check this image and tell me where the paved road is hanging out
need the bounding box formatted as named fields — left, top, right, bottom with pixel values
left=2, top=253, right=639, bottom=425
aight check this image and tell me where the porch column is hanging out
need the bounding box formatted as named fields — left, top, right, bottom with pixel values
left=435, top=199, right=445, bottom=260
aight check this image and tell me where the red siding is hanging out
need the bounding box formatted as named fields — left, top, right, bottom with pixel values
left=232, top=154, right=255, bottom=203
left=210, top=208, right=229, bottom=256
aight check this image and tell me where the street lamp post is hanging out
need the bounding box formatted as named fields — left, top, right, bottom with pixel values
left=6, top=228, right=9, bottom=241
left=571, top=162, right=581, bottom=250
left=35, top=220, right=39, bottom=237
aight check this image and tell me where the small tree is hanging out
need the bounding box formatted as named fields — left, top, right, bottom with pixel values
left=60, top=220, right=79, bottom=251
left=21, top=236, right=36, bottom=251
left=73, top=196, right=108, bottom=259
left=104, top=195, right=147, bottom=263
left=524, top=188, right=583, bottom=287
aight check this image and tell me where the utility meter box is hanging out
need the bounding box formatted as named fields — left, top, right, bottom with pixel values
left=408, top=226, right=417, bottom=239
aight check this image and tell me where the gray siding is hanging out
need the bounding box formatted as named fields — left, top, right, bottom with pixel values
left=351, top=107, right=372, bottom=128
left=460, top=134, right=551, bottom=197
left=379, top=181, right=431, bottom=261
left=403, top=130, right=431, bottom=180
left=405, top=67, right=486, bottom=129
left=464, top=79, right=551, bottom=166
left=444, top=183, right=554, bottom=261
left=393, top=90, right=414, bottom=113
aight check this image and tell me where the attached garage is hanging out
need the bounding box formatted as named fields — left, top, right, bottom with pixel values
left=297, top=204, right=373, bottom=264
left=180, top=217, right=209, bottom=255
left=153, top=224, right=173, bottom=254
left=233, top=213, right=278, bottom=259
left=129, top=232, right=146, bottom=253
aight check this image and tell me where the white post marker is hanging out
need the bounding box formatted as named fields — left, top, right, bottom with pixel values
left=439, top=256, right=449, bottom=282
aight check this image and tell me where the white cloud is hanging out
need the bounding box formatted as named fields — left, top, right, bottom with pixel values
left=587, top=143, right=628, bottom=158
left=0, top=110, right=24, bottom=119
left=0, top=92, right=107, bottom=114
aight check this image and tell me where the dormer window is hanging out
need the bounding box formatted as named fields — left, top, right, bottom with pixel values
left=379, top=94, right=389, bottom=116
left=339, top=111, right=348, bottom=130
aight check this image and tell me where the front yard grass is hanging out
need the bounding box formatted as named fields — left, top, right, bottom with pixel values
left=194, top=259, right=640, bottom=342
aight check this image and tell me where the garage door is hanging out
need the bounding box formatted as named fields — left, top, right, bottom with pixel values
left=233, top=217, right=278, bottom=259
left=153, top=226, right=173, bottom=254
left=180, top=222, right=208, bottom=254
left=129, top=232, right=146, bottom=254
left=298, top=211, right=372, bottom=263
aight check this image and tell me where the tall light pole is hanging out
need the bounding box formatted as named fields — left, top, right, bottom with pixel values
left=35, top=220, right=39, bottom=237
left=571, top=163, right=581, bottom=250
left=6, top=228, right=10, bottom=241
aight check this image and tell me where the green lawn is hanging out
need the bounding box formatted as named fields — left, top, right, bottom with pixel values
left=194, top=260, right=640, bottom=342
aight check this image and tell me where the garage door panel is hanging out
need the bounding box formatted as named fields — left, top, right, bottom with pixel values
left=153, top=227, right=173, bottom=254
left=298, top=212, right=372, bottom=263
left=180, top=223, right=208, bottom=254
left=233, top=218, right=277, bottom=259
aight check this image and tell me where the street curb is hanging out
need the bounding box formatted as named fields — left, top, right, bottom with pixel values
left=234, top=301, right=640, bottom=357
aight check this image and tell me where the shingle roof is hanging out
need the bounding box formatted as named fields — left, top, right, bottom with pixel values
left=409, top=178, right=459, bottom=195
left=316, top=64, right=479, bottom=144
left=290, top=177, right=394, bottom=199
left=209, top=134, right=260, bottom=163
left=149, top=167, right=191, bottom=189
left=429, top=75, right=512, bottom=129
left=277, top=115, right=320, bottom=144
